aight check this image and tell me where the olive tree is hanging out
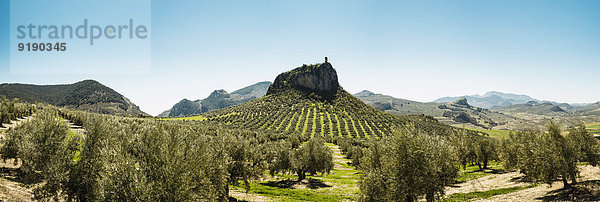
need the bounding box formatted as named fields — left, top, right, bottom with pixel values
left=292, top=137, right=334, bottom=181
left=359, top=126, right=459, bottom=202
left=499, top=122, right=600, bottom=188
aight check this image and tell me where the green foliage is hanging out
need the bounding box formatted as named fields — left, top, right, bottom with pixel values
left=263, top=140, right=293, bottom=177
left=224, top=134, right=266, bottom=192
left=0, top=96, right=36, bottom=125
left=567, top=124, right=600, bottom=166
left=359, top=125, right=459, bottom=202
left=451, top=130, right=499, bottom=170
left=335, top=137, right=367, bottom=167
left=292, top=137, right=334, bottom=181
left=1, top=108, right=80, bottom=200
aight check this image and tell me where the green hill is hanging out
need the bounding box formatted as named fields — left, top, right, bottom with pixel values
left=158, top=81, right=271, bottom=117
left=0, top=80, right=147, bottom=116
left=355, top=91, right=518, bottom=129
left=202, top=62, right=450, bottom=139
left=494, top=101, right=570, bottom=116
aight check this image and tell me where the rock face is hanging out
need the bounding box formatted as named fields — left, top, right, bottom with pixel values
left=168, top=99, right=202, bottom=117
left=267, top=62, right=340, bottom=96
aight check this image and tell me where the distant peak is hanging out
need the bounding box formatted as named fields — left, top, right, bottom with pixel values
left=453, top=97, right=469, bottom=106
left=75, top=79, right=102, bottom=85
left=207, top=89, right=229, bottom=99
left=526, top=101, right=538, bottom=105
left=355, top=90, right=375, bottom=97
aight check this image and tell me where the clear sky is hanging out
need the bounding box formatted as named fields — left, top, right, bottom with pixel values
left=1, top=0, right=599, bottom=116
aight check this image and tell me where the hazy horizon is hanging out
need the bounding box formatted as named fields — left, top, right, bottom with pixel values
left=2, top=0, right=599, bottom=116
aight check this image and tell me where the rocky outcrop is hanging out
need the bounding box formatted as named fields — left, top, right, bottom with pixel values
left=169, top=99, right=202, bottom=117
left=267, top=62, right=340, bottom=96
left=453, top=97, right=469, bottom=106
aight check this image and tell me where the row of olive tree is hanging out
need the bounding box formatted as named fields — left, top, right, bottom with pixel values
left=0, top=96, right=36, bottom=125
left=1, top=107, right=334, bottom=201
left=499, top=122, right=600, bottom=188
left=357, top=121, right=600, bottom=201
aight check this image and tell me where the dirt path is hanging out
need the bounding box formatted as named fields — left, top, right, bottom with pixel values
left=0, top=116, right=32, bottom=131
left=61, top=119, right=85, bottom=135
left=446, top=171, right=524, bottom=195
left=0, top=159, right=33, bottom=201
left=478, top=165, right=600, bottom=201
left=229, top=188, right=273, bottom=202
left=329, top=144, right=354, bottom=171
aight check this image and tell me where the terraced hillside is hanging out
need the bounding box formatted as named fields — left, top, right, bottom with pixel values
left=203, top=62, right=448, bottom=139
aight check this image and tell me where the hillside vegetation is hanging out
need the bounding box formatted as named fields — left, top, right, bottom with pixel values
left=203, top=63, right=452, bottom=139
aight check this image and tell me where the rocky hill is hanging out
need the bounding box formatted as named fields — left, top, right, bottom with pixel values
left=267, top=62, right=339, bottom=97
left=203, top=61, right=452, bottom=138
left=159, top=81, right=271, bottom=117
left=0, top=80, right=147, bottom=116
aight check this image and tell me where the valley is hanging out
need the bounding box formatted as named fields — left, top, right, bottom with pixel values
left=0, top=61, right=599, bottom=201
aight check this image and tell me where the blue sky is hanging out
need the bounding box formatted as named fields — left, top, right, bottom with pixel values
left=1, top=0, right=599, bottom=115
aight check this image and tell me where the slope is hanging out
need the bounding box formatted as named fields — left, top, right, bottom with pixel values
left=0, top=80, right=146, bottom=116
left=355, top=91, right=518, bottom=129
left=574, top=101, right=600, bottom=116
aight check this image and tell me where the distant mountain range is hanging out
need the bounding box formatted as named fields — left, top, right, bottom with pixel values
left=0, top=80, right=147, bottom=116
left=433, top=91, right=574, bottom=110
left=494, top=101, right=570, bottom=117
left=354, top=90, right=516, bottom=129
left=158, top=81, right=272, bottom=117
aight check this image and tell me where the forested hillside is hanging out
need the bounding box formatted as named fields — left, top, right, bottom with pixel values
left=0, top=80, right=146, bottom=116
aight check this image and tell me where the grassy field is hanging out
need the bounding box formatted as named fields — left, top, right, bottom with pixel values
left=586, top=122, right=600, bottom=130
left=456, top=161, right=504, bottom=182
left=230, top=143, right=360, bottom=201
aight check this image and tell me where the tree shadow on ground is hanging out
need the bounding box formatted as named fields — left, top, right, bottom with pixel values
left=510, top=175, right=534, bottom=183
left=0, top=160, right=44, bottom=184
left=260, top=178, right=332, bottom=190
left=536, top=180, right=600, bottom=201
left=451, top=168, right=510, bottom=185
left=228, top=197, right=248, bottom=202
